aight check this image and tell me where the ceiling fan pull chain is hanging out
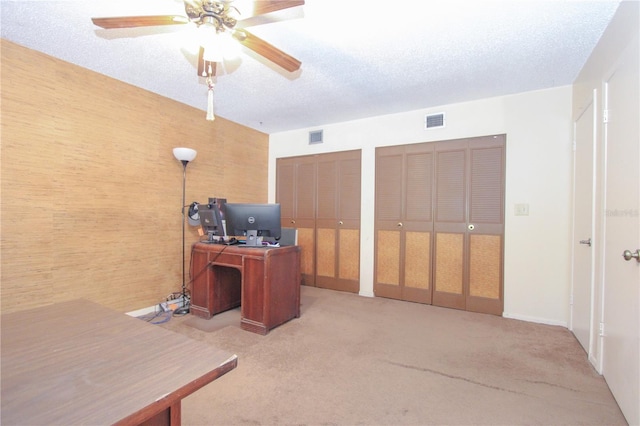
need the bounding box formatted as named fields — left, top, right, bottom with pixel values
left=206, top=76, right=215, bottom=121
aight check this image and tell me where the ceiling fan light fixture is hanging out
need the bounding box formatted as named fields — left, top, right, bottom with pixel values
left=198, top=22, right=218, bottom=48
left=219, top=31, right=240, bottom=59
left=202, top=46, right=224, bottom=63
left=199, top=25, right=238, bottom=62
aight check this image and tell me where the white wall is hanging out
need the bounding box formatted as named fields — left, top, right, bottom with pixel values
left=570, top=2, right=640, bottom=419
left=269, top=86, right=573, bottom=326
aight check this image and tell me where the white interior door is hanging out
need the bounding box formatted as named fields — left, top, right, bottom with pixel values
left=571, top=98, right=596, bottom=355
left=601, top=40, right=639, bottom=426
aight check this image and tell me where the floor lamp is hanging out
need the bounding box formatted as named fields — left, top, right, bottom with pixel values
left=173, top=147, right=197, bottom=316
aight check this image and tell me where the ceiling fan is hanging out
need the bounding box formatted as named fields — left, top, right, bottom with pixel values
left=91, top=0, right=304, bottom=77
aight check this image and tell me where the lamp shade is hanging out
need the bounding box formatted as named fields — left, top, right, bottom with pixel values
left=173, top=147, right=197, bottom=162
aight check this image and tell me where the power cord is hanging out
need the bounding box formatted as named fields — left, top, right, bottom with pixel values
left=137, top=310, right=172, bottom=325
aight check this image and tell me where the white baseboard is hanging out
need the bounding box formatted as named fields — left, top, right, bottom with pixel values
left=502, top=312, right=568, bottom=328
left=126, top=297, right=186, bottom=317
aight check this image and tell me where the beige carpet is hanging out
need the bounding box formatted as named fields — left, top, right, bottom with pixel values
left=160, top=286, right=625, bottom=425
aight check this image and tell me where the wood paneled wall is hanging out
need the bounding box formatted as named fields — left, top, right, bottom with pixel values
left=0, top=40, right=268, bottom=314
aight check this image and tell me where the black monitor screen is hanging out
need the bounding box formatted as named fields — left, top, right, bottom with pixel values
left=198, top=203, right=224, bottom=240
left=224, top=203, right=281, bottom=244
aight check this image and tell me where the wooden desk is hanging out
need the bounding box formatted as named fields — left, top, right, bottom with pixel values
left=190, top=243, right=301, bottom=334
left=1, top=300, right=237, bottom=426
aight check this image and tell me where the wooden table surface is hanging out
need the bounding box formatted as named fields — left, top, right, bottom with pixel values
left=1, top=299, right=237, bottom=425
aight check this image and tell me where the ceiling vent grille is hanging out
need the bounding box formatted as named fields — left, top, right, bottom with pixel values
left=309, top=130, right=323, bottom=144
left=425, top=112, right=446, bottom=129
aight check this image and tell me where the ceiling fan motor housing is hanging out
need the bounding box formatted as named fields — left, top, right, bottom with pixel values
left=186, top=1, right=238, bottom=32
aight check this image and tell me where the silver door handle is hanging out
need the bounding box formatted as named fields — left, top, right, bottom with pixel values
left=579, top=238, right=592, bottom=247
left=622, top=249, right=640, bottom=262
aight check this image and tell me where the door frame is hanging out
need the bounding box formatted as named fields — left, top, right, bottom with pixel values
left=569, top=91, right=598, bottom=365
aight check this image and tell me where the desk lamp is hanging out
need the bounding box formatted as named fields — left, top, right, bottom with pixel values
left=173, top=147, right=197, bottom=316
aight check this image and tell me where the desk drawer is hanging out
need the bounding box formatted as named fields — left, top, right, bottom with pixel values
left=209, top=251, right=243, bottom=267
left=192, top=247, right=244, bottom=268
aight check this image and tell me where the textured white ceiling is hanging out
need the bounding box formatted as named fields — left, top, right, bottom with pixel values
left=1, top=0, right=621, bottom=133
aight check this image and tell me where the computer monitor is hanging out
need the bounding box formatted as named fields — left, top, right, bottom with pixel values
left=224, top=203, right=281, bottom=246
left=198, top=203, right=224, bottom=242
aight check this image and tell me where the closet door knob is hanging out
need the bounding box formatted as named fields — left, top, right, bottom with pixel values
left=397, top=222, right=403, bottom=228
left=622, top=249, right=640, bottom=262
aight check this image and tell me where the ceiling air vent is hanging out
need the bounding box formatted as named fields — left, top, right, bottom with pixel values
left=309, top=130, right=323, bottom=144
left=425, top=112, right=445, bottom=130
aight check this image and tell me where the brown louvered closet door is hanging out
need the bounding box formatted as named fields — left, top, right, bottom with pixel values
left=277, top=151, right=361, bottom=292
left=276, top=155, right=317, bottom=286
left=375, top=147, right=405, bottom=299
left=433, top=135, right=505, bottom=315
left=375, top=143, right=434, bottom=303
left=375, top=135, right=505, bottom=316
left=316, top=151, right=361, bottom=293
left=466, top=138, right=505, bottom=314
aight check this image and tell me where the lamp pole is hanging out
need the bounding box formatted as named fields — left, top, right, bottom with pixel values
left=172, top=148, right=197, bottom=316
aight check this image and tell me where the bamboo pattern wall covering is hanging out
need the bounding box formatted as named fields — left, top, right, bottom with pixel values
left=1, top=40, right=268, bottom=314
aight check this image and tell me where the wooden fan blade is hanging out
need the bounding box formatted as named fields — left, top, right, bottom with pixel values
left=197, top=47, right=218, bottom=77
left=239, top=0, right=305, bottom=19
left=236, top=30, right=301, bottom=72
left=91, top=15, right=189, bottom=29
